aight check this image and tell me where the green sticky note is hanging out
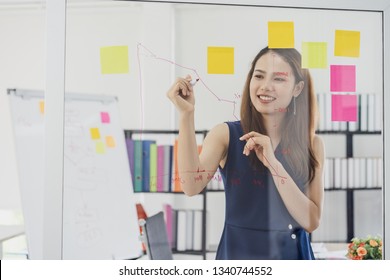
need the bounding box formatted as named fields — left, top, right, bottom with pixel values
left=96, top=141, right=105, bottom=154
left=334, top=30, right=360, bottom=58
left=100, top=45, right=129, bottom=74
left=302, top=42, right=327, bottom=69
left=207, top=46, right=234, bottom=74
left=268, top=22, right=294, bottom=48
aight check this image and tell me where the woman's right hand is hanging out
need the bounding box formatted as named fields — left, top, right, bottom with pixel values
left=166, top=75, right=196, bottom=114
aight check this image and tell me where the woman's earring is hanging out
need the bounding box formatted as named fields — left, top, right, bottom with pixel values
left=293, top=96, right=296, bottom=116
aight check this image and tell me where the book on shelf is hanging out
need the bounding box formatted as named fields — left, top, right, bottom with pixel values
left=340, top=158, right=348, bottom=189
left=162, top=204, right=203, bottom=253
left=347, top=158, right=354, bottom=189
left=126, top=135, right=214, bottom=193
left=163, top=204, right=173, bottom=249
left=353, top=158, right=360, bottom=188
left=142, top=140, right=156, bottom=192
left=316, top=92, right=381, bottom=132
left=125, top=138, right=135, bottom=186
left=125, top=137, right=177, bottom=193
left=366, top=158, right=373, bottom=188
left=163, top=145, right=173, bottom=192
left=193, top=210, right=203, bottom=251
left=324, top=158, right=331, bottom=189
left=324, top=157, right=382, bottom=190
left=149, top=143, right=158, bottom=192
left=133, top=140, right=143, bottom=192
left=378, top=157, right=383, bottom=187
left=157, top=146, right=165, bottom=192
left=359, top=158, right=366, bottom=188
left=333, top=158, right=341, bottom=189
left=176, top=210, right=186, bottom=251
left=359, top=94, right=367, bottom=131
left=185, top=210, right=194, bottom=251
left=374, top=93, right=381, bottom=132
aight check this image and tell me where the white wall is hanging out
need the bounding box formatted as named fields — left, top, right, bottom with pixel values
left=0, top=7, right=46, bottom=211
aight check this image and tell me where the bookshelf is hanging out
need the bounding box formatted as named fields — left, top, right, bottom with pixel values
left=124, top=129, right=210, bottom=259
left=125, top=125, right=382, bottom=255
left=316, top=91, right=382, bottom=242
left=317, top=129, right=382, bottom=242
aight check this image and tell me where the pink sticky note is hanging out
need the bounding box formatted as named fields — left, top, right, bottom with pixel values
left=331, top=94, right=357, bottom=122
left=101, top=112, right=110, bottom=123
left=330, top=65, right=356, bottom=92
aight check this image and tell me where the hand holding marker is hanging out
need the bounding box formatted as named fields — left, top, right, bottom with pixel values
left=178, top=78, right=199, bottom=96
left=167, top=76, right=199, bottom=113
left=190, top=78, right=199, bottom=86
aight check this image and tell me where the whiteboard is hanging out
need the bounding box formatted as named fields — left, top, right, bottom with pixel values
left=8, top=89, right=142, bottom=259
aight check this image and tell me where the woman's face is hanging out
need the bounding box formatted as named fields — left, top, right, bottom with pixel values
left=249, top=51, right=302, bottom=116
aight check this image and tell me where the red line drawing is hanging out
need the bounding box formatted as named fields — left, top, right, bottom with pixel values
left=135, top=42, right=240, bottom=132
left=136, top=43, right=287, bottom=183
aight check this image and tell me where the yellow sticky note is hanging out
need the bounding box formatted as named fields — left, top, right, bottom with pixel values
left=105, top=136, right=116, bottom=148
left=207, top=47, right=234, bottom=74
left=302, top=42, right=327, bottom=69
left=334, top=30, right=360, bottom=57
left=96, top=141, right=105, bottom=154
left=39, top=101, right=45, bottom=114
left=268, top=22, right=294, bottom=49
left=90, top=128, right=100, bottom=140
left=100, top=45, right=129, bottom=74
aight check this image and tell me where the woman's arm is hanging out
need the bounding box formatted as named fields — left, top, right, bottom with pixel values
left=166, top=76, right=228, bottom=196
left=271, top=135, right=325, bottom=232
left=178, top=119, right=228, bottom=196
left=241, top=133, right=325, bottom=232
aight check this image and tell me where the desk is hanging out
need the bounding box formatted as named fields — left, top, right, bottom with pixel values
left=312, top=242, right=348, bottom=260
left=0, top=225, right=25, bottom=259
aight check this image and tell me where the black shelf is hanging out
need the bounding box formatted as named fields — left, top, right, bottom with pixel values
left=125, top=129, right=208, bottom=137
left=324, top=187, right=382, bottom=191
left=172, top=249, right=204, bottom=255
left=316, top=130, right=381, bottom=135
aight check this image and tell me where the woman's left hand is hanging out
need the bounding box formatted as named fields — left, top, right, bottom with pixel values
left=239, top=131, right=277, bottom=169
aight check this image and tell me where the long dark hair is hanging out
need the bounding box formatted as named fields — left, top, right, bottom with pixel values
left=240, top=47, right=318, bottom=184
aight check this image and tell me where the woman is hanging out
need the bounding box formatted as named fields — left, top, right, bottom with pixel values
left=166, top=46, right=324, bottom=259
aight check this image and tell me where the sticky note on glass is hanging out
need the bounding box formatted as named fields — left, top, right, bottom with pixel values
left=302, top=42, right=327, bottom=68
left=100, top=46, right=129, bottom=74
left=334, top=30, right=360, bottom=57
left=207, top=47, right=234, bottom=74
left=332, top=94, right=357, bottom=122
left=90, top=128, right=101, bottom=140
left=268, top=22, right=294, bottom=48
left=330, top=65, right=356, bottom=92
left=96, top=141, right=105, bottom=154
left=39, top=101, right=45, bottom=114
left=105, top=136, right=116, bottom=148
left=101, top=112, right=110, bottom=123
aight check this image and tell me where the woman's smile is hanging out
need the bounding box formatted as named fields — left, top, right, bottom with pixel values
left=258, top=94, right=276, bottom=103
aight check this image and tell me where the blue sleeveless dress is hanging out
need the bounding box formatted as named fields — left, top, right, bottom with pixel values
left=215, top=121, right=315, bottom=260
